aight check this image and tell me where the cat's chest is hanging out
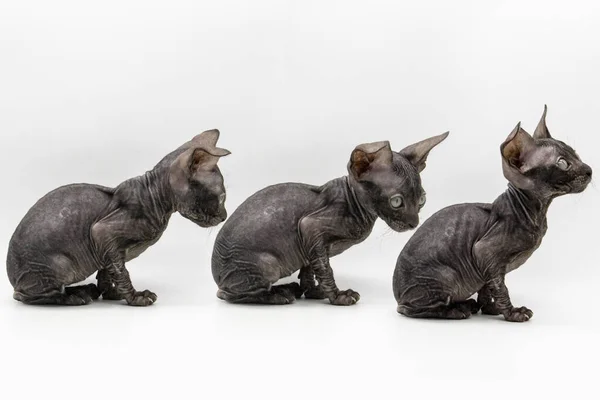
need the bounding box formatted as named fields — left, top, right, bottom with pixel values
left=505, top=221, right=547, bottom=273
left=124, top=225, right=168, bottom=262
left=328, top=238, right=364, bottom=257
left=326, top=222, right=373, bottom=257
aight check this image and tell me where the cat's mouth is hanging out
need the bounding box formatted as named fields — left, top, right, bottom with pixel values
left=383, top=218, right=415, bottom=233
left=180, top=210, right=227, bottom=227
left=569, top=180, right=591, bottom=194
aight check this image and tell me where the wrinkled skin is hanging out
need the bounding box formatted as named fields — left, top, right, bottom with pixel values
left=7, top=129, right=230, bottom=306
left=394, top=106, right=592, bottom=322
left=212, top=133, right=449, bottom=305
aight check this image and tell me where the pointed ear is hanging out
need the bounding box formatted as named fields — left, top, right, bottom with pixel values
left=188, top=148, right=227, bottom=171
left=533, top=105, right=551, bottom=139
left=398, top=131, right=449, bottom=172
left=500, top=122, right=536, bottom=189
left=192, top=129, right=221, bottom=147
left=348, top=141, right=393, bottom=180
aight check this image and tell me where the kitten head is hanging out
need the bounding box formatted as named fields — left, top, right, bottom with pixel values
left=501, top=106, right=592, bottom=197
left=348, top=132, right=449, bottom=232
left=169, top=129, right=231, bottom=227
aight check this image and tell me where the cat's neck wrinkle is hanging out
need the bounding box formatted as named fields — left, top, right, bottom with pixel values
left=344, top=176, right=378, bottom=225
left=144, top=168, right=176, bottom=223
left=498, top=183, right=551, bottom=229
left=119, top=168, right=176, bottom=227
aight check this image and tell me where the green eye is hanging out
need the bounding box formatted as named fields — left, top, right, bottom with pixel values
left=557, top=157, right=570, bottom=171
left=419, top=193, right=427, bottom=207
left=389, top=195, right=403, bottom=209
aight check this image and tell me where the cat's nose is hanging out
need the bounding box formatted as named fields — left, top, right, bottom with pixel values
left=583, top=164, right=592, bottom=179
left=406, top=215, right=419, bottom=229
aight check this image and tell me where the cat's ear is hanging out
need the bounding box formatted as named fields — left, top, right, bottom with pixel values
left=188, top=129, right=230, bottom=164
left=533, top=105, right=552, bottom=140
left=501, top=122, right=536, bottom=189
left=398, top=131, right=449, bottom=172
left=192, top=129, right=221, bottom=148
left=187, top=147, right=230, bottom=172
left=169, top=146, right=230, bottom=192
left=348, top=141, right=393, bottom=180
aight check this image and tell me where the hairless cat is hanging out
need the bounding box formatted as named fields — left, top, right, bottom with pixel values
left=212, top=133, right=448, bottom=305
left=394, top=107, right=592, bottom=321
left=7, top=129, right=230, bottom=306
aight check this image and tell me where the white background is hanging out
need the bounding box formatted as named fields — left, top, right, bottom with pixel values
left=1, top=0, right=599, bottom=398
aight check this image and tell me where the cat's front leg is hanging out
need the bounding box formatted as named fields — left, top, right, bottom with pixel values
left=299, top=217, right=359, bottom=306
left=104, top=261, right=157, bottom=306
left=91, top=214, right=157, bottom=306
left=477, top=285, right=501, bottom=315
left=308, top=253, right=359, bottom=306
left=486, top=275, right=533, bottom=322
left=298, top=265, right=327, bottom=300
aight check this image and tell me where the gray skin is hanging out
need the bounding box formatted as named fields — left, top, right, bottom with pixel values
left=7, top=129, right=230, bottom=306
left=212, top=133, right=449, bottom=305
left=394, top=106, right=592, bottom=322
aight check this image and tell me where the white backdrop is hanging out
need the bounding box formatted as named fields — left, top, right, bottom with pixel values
left=1, top=1, right=598, bottom=399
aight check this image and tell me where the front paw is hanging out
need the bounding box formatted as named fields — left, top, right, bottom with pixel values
left=503, top=306, right=533, bottom=322
left=329, top=289, right=360, bottom=306
left=126, top=290, right=158, bottom=306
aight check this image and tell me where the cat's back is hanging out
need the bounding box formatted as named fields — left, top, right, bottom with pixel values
left=400, top=202, right=493, bottom=261
left=9, top=183, right=115, bottom=253
left=218, top=181, right=322, bottom=238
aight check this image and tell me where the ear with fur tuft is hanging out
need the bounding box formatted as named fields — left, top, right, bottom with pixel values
left=348, top=141, right=393, bottom=179
left=398, top=131, right=449, bottom=172
left=500, top=122, right=536, bottom=189
left=533, top=105, right=551, bottom=139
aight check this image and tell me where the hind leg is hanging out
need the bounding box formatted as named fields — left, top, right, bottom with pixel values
left=399, top=303, right=473, bottom=319
left=65, top=284, right=101, bottom=301
left=216, top=280, right=298, bottom=305
left=14, top=282, right=98, bottom=306
left=217, top=288, right=296, bottom=304
left=272, top=282, right=304, bottom=299
left=397, top=285, right=475, bottom=320
left=215, top=259, right=297, bottom=305
left=12, top=261, right=99, bottom=306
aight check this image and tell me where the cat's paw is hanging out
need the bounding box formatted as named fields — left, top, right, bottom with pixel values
left=456, top=299, right=481, bottom=315
left=126, top=290, right=158, bottom=306
left=329, top=289, right=360, bottom=306
left=504, top=306, right=533, bottom=322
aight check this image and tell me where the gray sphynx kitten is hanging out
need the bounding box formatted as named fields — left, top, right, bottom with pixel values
left=7, top=129, right=230, bottom=306
left=394, top=107, right=592, bottom=322
left=212, top=133, right=448, bottom=305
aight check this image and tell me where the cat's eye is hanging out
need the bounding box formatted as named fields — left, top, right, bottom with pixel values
left=418, top=193, right=427, bottom=207
left=218, top=193, right=226, bottom=204
left=556, top=157, right=570, bottom=171
left=389, top=195, right=403, bottom=209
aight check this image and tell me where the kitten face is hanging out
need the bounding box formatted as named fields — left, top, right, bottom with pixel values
left=169, top=129, right=231, bottom=227
left=501, top=107, right=592, bottom=197
left=359, top=153, right=426, bottom=231
left=348, top=132, right=448, bottom=232
left=178, top=164, right=228, bottom=227
left=523, top=138, right=591, bottom=195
